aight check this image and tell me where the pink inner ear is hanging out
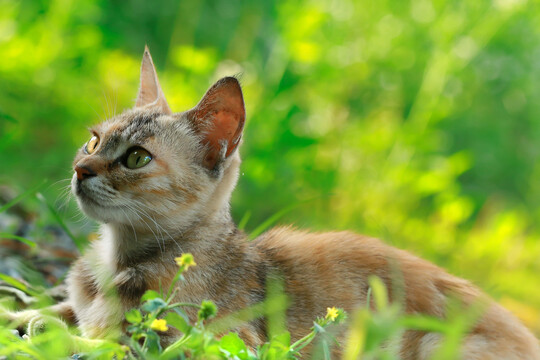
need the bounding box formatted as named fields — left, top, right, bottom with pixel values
left=206, top=109, right=242, bottom=157
left=192, top=77, right=246, bottom=169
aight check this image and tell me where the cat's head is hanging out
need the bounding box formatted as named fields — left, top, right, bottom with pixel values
left=71, top=47, right=245, bottom=232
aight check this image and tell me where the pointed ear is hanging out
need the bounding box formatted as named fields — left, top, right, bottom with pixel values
left=135, top=45, right=172, bottom=114
left=188, top=77, right=246, bottom=170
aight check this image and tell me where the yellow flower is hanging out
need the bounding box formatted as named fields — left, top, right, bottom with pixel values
left=326, top=307, right=339, bottom=321
left=175, top=253, right=196, bottom=270
left=150, top=318, right=168, bottom=332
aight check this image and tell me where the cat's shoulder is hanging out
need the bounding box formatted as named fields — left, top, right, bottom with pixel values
left=251, top=226, right=448, bottom=279
left=252, top=226, right=402, bottom=262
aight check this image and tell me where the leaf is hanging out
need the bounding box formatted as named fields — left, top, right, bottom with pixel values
left=272, top=331, right=291, bottom=348
left=143, top=330, right=162, bottom=354
left=220, top=332, right=248, bottom=357
left=313, top=322, right=326, bottom=334
left=125, top=309, right=142, bottom=324
left=165, top=311, right=190, bottom=333
left=141, top=298, right=167, bottom=313
left=141, top=290, right=161, bottom=302
left=126, top=324, right=139, bottom=334
left=262, top=331, right=292, bottom=359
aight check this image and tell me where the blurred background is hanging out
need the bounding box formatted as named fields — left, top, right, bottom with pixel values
left=0, top=0, right=539, bottom=335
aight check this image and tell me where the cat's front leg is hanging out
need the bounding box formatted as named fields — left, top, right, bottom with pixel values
left=1, top=300, right=76, bottom=325
left=1, top=301, right=76, bottom=337
left=113, top=267, right=148, bottom=304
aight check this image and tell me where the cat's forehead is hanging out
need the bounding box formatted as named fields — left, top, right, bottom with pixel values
left=86, top=108, right=196, bottom=160
left=92, top=109, right=167, bottom=143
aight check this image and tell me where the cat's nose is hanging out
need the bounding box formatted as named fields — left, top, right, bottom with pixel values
left=74, top=165, right=97, bottom=181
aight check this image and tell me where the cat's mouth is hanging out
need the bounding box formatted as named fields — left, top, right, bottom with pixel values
left=72, top=178, right=122, bottom=223
left=74, top=181, right=102, bottom=206
left=72, top=176, right=120, bottom=212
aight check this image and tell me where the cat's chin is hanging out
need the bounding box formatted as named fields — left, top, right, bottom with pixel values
left=74, top=192, right=141, bottom=225
left=72, top=189, right=116, bottom=224
left=75, top=198, right=121, bottom=224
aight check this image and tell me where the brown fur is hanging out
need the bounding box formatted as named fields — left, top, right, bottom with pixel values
left=33, top=48, right=540, bottom=358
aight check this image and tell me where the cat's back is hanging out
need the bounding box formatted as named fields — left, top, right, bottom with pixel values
left=252, top=227, right=540, bottom=359
left=252, top=227, right=421, bottom=337
left=253, top=226, right=446, bottom=309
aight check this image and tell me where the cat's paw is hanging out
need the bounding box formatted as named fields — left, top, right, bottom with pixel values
left=0, top=307, right=69, bottom=339
left=0, top=305, right=29, bottom=324
left=26, top=313, right=68, bottom=337
left=3, top=308, right=40, bottom=328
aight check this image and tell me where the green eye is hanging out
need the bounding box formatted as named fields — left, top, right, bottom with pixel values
left=126, top=148, right=152, bottom=169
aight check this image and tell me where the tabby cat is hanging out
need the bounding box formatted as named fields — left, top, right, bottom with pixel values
left=18, top=47, right=540, bottom=358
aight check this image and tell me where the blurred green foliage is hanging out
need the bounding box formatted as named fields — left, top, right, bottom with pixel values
left=0, top=0, right=539, bottom=336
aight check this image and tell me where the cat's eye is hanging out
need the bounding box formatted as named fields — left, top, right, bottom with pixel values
left=125, top=148, right=152, bottom=169
left=85, top=135, right=100, bottom=154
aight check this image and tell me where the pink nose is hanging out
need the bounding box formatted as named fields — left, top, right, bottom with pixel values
left=74, top=165, right=96, bottom=181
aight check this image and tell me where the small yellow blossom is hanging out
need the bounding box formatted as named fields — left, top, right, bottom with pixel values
left=88, top=232, right=99, bottom=242
left=175, top=253, right=196, bottom=270
left=150, top=318, right=168, bottom=332
left=326, top=307, right=339, bottom=321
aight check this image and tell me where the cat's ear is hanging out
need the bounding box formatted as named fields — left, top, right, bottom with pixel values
left=188, top=77, right=246, bottom=170
left=135, top=45, right=172, bottom=114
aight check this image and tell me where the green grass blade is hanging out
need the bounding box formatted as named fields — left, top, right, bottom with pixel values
left=0, top=180, right=48, bottom=213
left=0, top=233, right=36, bottom=248
left=0, top=273, right=39, bottom=297
left=36, top=193, right=87, bottom=253
left=248, top=195, right=330, bottom=240
left=248, top=205, right=296, bottom=240
left=237, top=210, right=251, bottom=230
left=400, top=314, right=448, bottom=333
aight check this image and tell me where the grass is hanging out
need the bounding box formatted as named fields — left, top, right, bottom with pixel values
left=0, top=187, right=483, bottom=359
left=1, top=0, right=540, bottom=356
left=0, top=267, right=474, bottom=360
left=2, top=0, right=540, bottom=349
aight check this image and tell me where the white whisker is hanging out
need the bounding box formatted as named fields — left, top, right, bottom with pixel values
left=102, top=89, right=111, bottom=119
left=119, top=206, right=138, bottom=244
left=122, top=202, right=165, bottom=258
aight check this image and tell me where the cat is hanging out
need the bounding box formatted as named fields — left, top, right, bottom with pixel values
left=9, top=46, right=540, bottom=359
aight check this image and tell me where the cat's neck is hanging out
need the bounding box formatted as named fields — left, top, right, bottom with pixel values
left=98, top=206, right=239, bottom=271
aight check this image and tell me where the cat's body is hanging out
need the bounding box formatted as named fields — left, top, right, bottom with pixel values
left=67, top=224, right=540, bottom=359
left=30, top=48, right=540, bottom=358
